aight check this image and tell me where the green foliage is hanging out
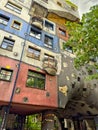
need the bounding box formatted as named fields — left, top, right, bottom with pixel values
left=0, top=116, right=2, bottom=125
left=65, top=5, right=98, bottom=79
left=25, top=114, right=41, bottom=130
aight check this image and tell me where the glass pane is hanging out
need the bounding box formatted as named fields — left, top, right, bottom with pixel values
left=38, top=79, right=45, bottom=89
left=1, top=43, right=7, bottom=49
left=28, top=47, right=34, bottom=53
left=7, top=45, right=13, bottom=51
left=13, top=23, right=20, bottom=29
left=26, top=77, right=35, bottom=87
left=35, top=51, right=40, bottom=56
left=4, top=75, right=11, bottom=80
left=45, top=21, right=53, bottom=30
left=3, top=21, right=8, bottom=25
left=0, top=69, right=12, bottom=81
left=27, top=70, right=45, bottom=89
left=4, top=39, right=14, bottom=45
left=6, top=3, right=21, bottom=14
left=45, top=36, right=53, bottom=44
left=0, top=19, right=8, bottom=25
left=28, top=71, right=34, bottom=76
left=14, top=8, right=21, bottom=14
left=1, top=70, right=11, bottom=75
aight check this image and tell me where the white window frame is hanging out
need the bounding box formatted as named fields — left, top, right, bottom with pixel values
left=1, top=37, right=15, bottom=51
left=30, top=28, right=41, bottom=39
left=0, top=68, right=13, bottom=81
left=27, top=46, right=40, bottom=60
left=0, top=14, right=10, bottom=25
left=12, top=20, right=21, bottom=30
left=45, top=20, right=54, bottom=31
left=44, top=35, right=53, bottom=49
left=59, top=28, right=66, bottom=36
left=6, top=2, right=22, bottom=14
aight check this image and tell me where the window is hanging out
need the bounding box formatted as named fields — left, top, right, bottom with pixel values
left=45, top=21, right=54, bottom=30
left=1, top=37, right=15, bottom=51
left=12, top=20, right=21, bottom=30
left=30, top=28, right=41, bottom=39
left=0, top=68, right=13, bottom=81
left=26, top=70, right=45, bottom=89
left=44, top=54, right=54, bottom=61
left=59, top=28, right=66, bottom=36
left=44, top=35, right=53, bottom=49
left=6, top=2, right=22, bottom=14
left=27, top=46, right=40, bottom=60
left=44, top=54, right=56, bottom=68
left=64, top=45, right=73, bottom=53
left=0, top=14, right=10, bottom=25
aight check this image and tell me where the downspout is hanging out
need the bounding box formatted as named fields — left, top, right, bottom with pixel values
left=0, top=17, right=31, bottom=130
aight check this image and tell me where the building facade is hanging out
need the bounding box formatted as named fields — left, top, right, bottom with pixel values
left=0, top=0, right=98, bottom=130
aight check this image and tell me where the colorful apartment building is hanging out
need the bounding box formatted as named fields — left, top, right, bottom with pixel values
left=0, top=0, right=98, bottom=130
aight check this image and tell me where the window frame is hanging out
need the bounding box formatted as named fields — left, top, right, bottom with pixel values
left=6, top=2, right=22, bottom=14
left=27, top=46, right=41, bottom=60
left=11, top=20, right=21, bottom=30
left=1, top=37, right=15, bottom=51
left=26, top=70, right=45, bottom=90
left=44, top=35, right=53, bottom=49
left=44, top=54, right=56, bottom=68
left=44, top=53, right=54, bottom=61
left=59, top=28, right=66, bottom=36
left=64, top=45, right=73, bottom=53
left=0, top=68, right=13, bottom=81
left=30, top=28, right=41, bottom=40
left=45, top=20, right=54, bottom=31
left=0, top=14, right=10, bottom=26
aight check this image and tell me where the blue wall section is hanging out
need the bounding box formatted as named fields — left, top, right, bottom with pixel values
left=27, top=25, right=59, bottom=53
left=0, top=9, right=60, bottom=53
left=0, top=10, right=28, bottom=39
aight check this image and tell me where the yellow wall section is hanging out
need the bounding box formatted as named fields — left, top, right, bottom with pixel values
left=47, top=13, right=67, bottom=26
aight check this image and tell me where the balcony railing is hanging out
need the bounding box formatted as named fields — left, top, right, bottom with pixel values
left=43, top=58, right=57, bottom=76
left=31, top=16, right=43, bottom=29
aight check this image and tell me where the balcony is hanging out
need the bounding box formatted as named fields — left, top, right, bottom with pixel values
left=31, top=17, right=43, bottom=29
left=43, top=57, right=57, bottom=76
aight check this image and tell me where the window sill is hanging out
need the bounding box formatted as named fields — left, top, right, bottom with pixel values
left=0, top=79, right=11, bottom=82
left=0, top=47, right=13, bottom=52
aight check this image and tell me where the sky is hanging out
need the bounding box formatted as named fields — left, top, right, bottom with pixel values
left=70, top=0, right=98, bottom=18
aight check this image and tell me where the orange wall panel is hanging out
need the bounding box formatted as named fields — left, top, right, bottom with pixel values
left=47, top=13, right=67, bottom=26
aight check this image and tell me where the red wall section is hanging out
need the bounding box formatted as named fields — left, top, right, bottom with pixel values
left=0, top=56, right=58, bottom=109
left=13, top=63, right=58, bottom=108
left=56, top=24, right=69, bottom=41
left=0, top=56, right=18, bottom=103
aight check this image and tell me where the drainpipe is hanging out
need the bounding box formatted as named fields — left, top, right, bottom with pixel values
left=0, top=17, right=31, bottom=130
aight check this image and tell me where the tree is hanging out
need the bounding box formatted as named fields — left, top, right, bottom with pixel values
left=25, top=114, right=41, bottom=130
left=64, top=5, right=98, bottom=79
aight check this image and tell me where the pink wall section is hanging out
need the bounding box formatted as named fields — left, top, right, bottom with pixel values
left=0, top=56, right=58, bottom=109
left=0, top=56, right=18, bottom=102
left=14, top=63, right=58, bottom=108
